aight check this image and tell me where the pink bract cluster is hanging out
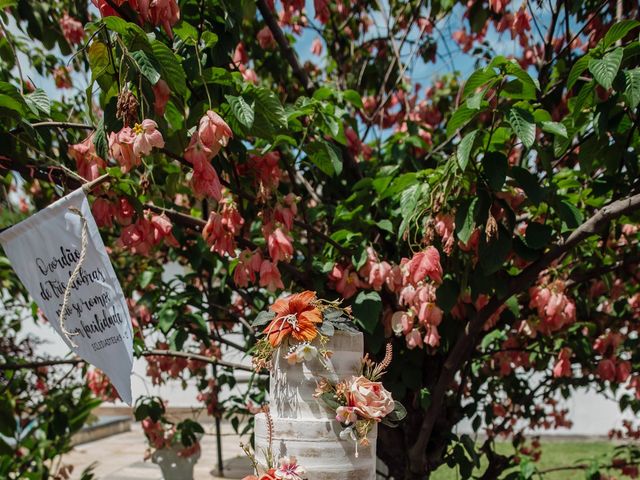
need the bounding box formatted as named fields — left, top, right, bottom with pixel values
left=329, top=246, right=444, bottom=350
left=59, top=13, right=84, bottom=45
left=92, top=0, right=179, bottom=38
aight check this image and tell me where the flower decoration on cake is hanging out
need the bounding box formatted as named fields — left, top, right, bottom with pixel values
left=251, top=290, right=357, bottom=371
left=315, top=343, right=407, bottom=454
left=241, top=407, right=308, bottom=480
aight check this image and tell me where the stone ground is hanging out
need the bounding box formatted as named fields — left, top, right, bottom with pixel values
left=62, top=423, right=254, bottom=480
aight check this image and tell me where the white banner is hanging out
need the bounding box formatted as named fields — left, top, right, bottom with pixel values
left=0, top=188, right=133, bottom=404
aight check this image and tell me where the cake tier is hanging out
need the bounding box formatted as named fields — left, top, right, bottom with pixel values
left=270, top=330, right=363, bottom=420
left=254, top=413, right=376, bottom=480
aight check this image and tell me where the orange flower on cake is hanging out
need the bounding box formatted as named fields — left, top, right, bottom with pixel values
left=263, top=291, right=322, bottom=347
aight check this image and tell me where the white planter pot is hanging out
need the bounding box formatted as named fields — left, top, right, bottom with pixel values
left=151, top=444, right=201, bottom=480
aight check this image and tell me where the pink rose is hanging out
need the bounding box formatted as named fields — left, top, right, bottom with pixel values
left=346, top=375, right=394, bottom=422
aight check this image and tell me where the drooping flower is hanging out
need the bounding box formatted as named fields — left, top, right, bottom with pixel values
left=53, top=66, right=72, bottom=89
left=406, top=246, right=443, bottom=285
left=311, top=37, right=323, bottom=55
left=328, top=264, right=361, bottom=299
left=259, top=260, right=285, bottom=292
left=92, top=198, right=114, bottom=228
left=68, top=133, right=106, bottom=181
left=202, top=197, right=244, bottom=256
left=314, top=0, right=330, bottom=23
left=153, top=79, right=171, bottom=116
left=266, top=227, right=294, bottom=263
left=197, top=110, right=233, bottom=156
left=109, top=127, right=138, bottom=172
left=133, top=119, right=165, bottom=157
left=257, top=26, right=276, bottom=49
left=263, top=291, right=322, bottom=347
left=553, top=348, right=572, bottom=378
left=60, top=13, right=85, bottom=45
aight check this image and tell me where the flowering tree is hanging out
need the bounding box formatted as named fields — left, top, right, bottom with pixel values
left=1, top=0, right=640, bottom=478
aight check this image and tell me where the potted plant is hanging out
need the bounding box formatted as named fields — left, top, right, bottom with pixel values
left=135, top=397, right=204, bottom=480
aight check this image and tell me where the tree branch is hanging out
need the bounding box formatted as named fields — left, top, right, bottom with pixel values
left=255, top=0, right=314, bottom=94
left=407, top=192, right=640, bottom=478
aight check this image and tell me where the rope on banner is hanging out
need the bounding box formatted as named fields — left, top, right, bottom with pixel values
left=58, top=206, right=89, bottom=347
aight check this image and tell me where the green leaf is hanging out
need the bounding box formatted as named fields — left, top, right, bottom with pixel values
left=479, top=230, right=512, bottom=275
left=253, top=88, right=287, bottom=128
left=456, top=129, right=478, bottom=171
left=624, top=68, right=640, bottom=109
left=202, top=31, right=218, bottom=48
left=481, top=151, right=508, bottom=190
left=567, top=54, right=591, bottom=89
left=172, top=20, right=199, bottom=44
left=130, top=50, right=161, bottom=85
left=343, top=89, right=363, bottom=108
left=540, top=121, right=567, bottom=138
left=0, top=0, right=17, bottom=8
left=88, top=41, right=111, bottom=82
left=588, top=48, right=623, bottom=90
left=462, top=68, right=497, bottom=99
left=0, top=81, right=26, bottom=116
left=93, top=119, right=108, bottom=160
left=504, top=61, right=539, bottom=93
left=557, top=199, right=584, bottom=230
left=446, top=105, right=477, bottom=137
left=507, top=106, right=536, bottom=148
left=376, top=219, right=393, bottom=233
left=304, top=140, right=342, bottom=176
left=252, top=310, right=275, bottom=328
left=436, top=279, right=460, bottom=313
left=510, top=166, right=544, bottom=205
left=158, top=307, right=177, bottom=333
left=24, top=88, right=50, bottom=116
left=226, top=95, right=255, bottom=128
left=524, top=222, right=553, bottom=249
left=603, top=20, right=640, bottom=47
left=455, top=197, right=478, bottom=244
left=151, top=40, right=186, bottom=95
left=465, top=90, right=484, bottom=110
left=352, top=291, right=382, bottom=335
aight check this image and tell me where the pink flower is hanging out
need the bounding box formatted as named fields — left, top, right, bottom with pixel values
left=233, top=249, right=261, bottom=288
left=597, top=358, right=616, bottom=382
left=153, top=79, right=171, bottom=116
left=60, top=13, right=84, bottom=45
left=274, top=456, right=306, bottom=480
left=328, top=264, right=361, bottom=299
left=346, top=375, right=395, bottom=421
left=109, top=127, right=138, bottom=172
left=198, top=110, right=233, bottom=156
left=150, top=0, right=180, bottom=38
left=259, top=260, right=284, bottom=292
left=202, top=198, right=244, bottom=256
left=424, top=325, right=440, bottom=347
left=310, top=38, right=323, bottom=55
left=191, top=160, right=223, bottom=201
left=266, top=227, right=294, bottom=263
left=435, top=213, right=455, bottom=254
left=53, top=66, right=72, bottom=89
left=314, top=0, right=330, bottom=23
left=91, top=0, right=126, bottom=17
left=335, top=406, right=358, bottom=425
left=257, top=26, right=276, bottom=49
left=553, top=348, right=572, bottom=378
left=417, top=302, right=442, bottom=327
left=68, top=134, right=106, bottom=181
left=274, top=194, right=298, bottom=231
left=407, top=247, right=443, bottom=285
left=242, top=68, right=259, bottom=84
left=391, top=310, right=414, bottom=336
left=115, top=197, right=135, bottom=225
left=92, top=198, right=114, bottom=228
left=617, top=361, right=631, bottom=383
left=133, top=119, right=164, bottom=157
left=405, top=329, right=423, bottom=349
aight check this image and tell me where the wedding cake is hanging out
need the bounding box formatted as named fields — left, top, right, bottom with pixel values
left=253, top=330, right=377, bottom=479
